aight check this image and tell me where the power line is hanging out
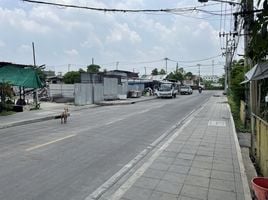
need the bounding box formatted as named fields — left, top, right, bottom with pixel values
left=21, top=0, right=193, bottom=13
left=22, top=0, right=237, bottom=16
left=168, top=54, right=223, bottom=63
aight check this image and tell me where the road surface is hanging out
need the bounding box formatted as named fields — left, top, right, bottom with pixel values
left=0, top=91, right=215, bottom=200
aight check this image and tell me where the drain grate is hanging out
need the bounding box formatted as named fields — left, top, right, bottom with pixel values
left=208, top=120, right=226, bottom=127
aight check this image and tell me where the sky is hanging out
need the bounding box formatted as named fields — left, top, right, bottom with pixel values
left=0, top=0, right=244, bottom=76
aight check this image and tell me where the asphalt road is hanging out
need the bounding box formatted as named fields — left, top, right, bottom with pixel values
left=0, top=91, right=215, bottom=200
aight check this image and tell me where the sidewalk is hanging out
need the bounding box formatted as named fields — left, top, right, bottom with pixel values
left=0, top=96, right=156, bottom=129
left=103, top=95, right=251, bottom=200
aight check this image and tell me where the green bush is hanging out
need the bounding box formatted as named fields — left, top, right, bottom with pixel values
left=228, top=59, right=250, bottom=132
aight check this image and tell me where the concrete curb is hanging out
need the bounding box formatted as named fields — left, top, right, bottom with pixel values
left=0, top=115, right=57, bottom=129
left=96, top=97, right=157, bottom=106
left=227, top=104, right=252, bottom=200
left=0, top=105, right=100, bottom=130
left=0, top=98, right=156, bottom=129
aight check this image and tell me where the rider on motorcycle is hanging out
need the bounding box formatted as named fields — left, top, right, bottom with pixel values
left=198, top=87, right=202, bottom=93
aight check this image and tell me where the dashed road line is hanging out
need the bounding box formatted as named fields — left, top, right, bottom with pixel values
left=25, top=134, right=76, bottom=151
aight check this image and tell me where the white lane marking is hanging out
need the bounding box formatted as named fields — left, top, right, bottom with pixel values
left=104, top=106, right=163, bottom=126
left=25, top=134, right=76, bottom=151
left=105, top=118, right=124, bottom=125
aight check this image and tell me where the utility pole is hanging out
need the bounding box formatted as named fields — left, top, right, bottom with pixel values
left=197, top=64, right=201, bottom=87
left=242, top=0, right=255, bottom=154
left=243, top=0, right=256, bottom=115
left=68, top=64, right=71, bottom=72
left=212, top=60, right=214, bottom=79
left=144, top=67, right=147, bottom=75
left=32, top=42, right=36, bottom=66
left=219, top=33, right=230, bottom=94
left=164, top=57, right=168, bottom=74
left=116, top=61, right=119, bottom=70
left=92, top=58, right=94, bottom=65
left=32, top=42, right=38, bottom=108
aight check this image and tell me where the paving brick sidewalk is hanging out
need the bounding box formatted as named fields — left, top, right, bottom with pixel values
left=108, top=96, right=251, bottom=200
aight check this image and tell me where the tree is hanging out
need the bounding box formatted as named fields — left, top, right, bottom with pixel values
left=204, top=80, right=213, bottom=89
left=63, top=71, right=80, bottom=84
left=78, top=68, right=85, bottom=73
left=159, top=69, right=166, bottom=75
left=230, top=60, right=246, bottom=102
left=151, top=68, right=158, bottom=75
left=87, top=64, right=100, bottom=73
left=166, top=71, right=184, bottom=82
left=178, top=67, right=185, bottom=74
left=185, top=72, right=193, bottom=80
left=218, top=76, right=225, bottom=88
left=249, top=0, right=268, bottom=62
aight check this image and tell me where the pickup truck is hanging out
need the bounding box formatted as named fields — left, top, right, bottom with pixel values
left=180, top=85, right=193, bottom=95
left=155, top=82, right=178, bottom=98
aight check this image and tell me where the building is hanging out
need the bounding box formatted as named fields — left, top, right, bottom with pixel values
left=201, top=75, right=220, bottom=82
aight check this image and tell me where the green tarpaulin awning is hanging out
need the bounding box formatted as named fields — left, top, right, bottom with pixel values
left=0, top=65, right=43, bottom=88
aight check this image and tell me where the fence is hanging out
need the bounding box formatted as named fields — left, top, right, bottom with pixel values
left=252, top=113, right=268, bottom=176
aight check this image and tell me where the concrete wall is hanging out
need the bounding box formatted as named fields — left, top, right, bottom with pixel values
left=119, top=82, right=128, bottom=94
left=74, top=83, right=104, bottom=105
left=103, top=78, right=118, bottom=100
left=93, top=84, right=104, bottom=103
left=49, top=84, right=74, bottom=98
left=51, top=77, right=126, bottom=105
left=74, top=84, right=92, bottom=105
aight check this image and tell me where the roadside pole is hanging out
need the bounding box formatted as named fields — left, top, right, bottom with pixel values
left=242, top=0, right=256, bottom=155
left=32, top=42, right=39, bottom=109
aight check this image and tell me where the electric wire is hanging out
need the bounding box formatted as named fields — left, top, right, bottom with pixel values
left=22, top=0, right=237, bottom=16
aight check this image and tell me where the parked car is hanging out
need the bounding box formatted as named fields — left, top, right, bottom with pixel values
left=180, top=85, right=193, bottom=95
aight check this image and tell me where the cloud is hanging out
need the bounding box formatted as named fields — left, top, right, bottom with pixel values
left=115, top=0, right=145, bottom=9
left=0, top=7, right=51, bottom=33
left=17, top=44, right=32, bottom=53
left=64, top=49, right=79, bottom=56
left=0, top=40, right=5, bottom=48
left=106, top=23, right=141, bottom=44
